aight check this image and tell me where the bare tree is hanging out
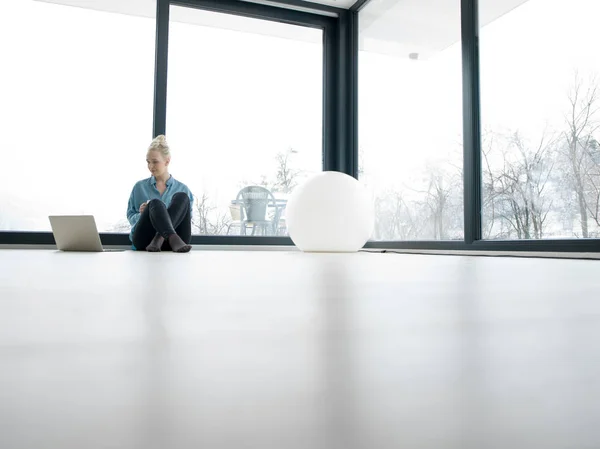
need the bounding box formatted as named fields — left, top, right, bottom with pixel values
left=192, top=193, right=212, bottom=235
left=192, top=193, right=232, bottom=236
left=559, top=73, right=600, bottom=237
left=210, top=211, right=233, bottom=236
left=487, top=131, right=556, bottom=239
left=272, top=148, right=300, bottom=194
left=482, top=130, right=502, bottom=238
left=409, top=160, right=462, bottom=240
left=417, top=173, right=451, bottom=239
left=581, top=137, right=600, bottom=227
left=373, top=189, right=422, bottom=240
left=238, top=149, right=299, bottom=194
left=238, top=174, right=270, bottom=192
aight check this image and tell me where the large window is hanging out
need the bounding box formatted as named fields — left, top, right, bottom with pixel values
left=0, top=0, right=155, bottom=233
left=358, top=0, right=464, bottom=241
left=166, top=6, right=323, bottom=237
left=480, top=0, right=600, bottom=239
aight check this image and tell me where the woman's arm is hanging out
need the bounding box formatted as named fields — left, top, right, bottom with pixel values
left=127, top=189, right=141, bottom=226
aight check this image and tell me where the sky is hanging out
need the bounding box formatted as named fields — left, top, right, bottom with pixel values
left=1, top=0, right=599, bottom=233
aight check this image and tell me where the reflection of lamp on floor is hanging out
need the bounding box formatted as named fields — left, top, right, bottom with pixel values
left=286, top=171, right=374, bottom=252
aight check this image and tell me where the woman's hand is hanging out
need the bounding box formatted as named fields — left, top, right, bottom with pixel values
left=139, top=201, right=149, bottom=214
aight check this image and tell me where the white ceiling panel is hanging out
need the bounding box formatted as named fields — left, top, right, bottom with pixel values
left=35, top=0, right=532, bottom=57
left=360, top=0, right=531, bottom=59
left=35, top=0, right=354, bottom=17
left=36, top=0, right=157, bottom=18
left=35, top=0, right=327, bottom=44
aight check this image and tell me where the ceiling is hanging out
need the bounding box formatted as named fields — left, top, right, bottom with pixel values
left=36, top=0, right=353, bottom=17
left=35, top=0, right=331, bottom=44
left=36, top=0, right=531, bottom=59
left=360, top=0, right=531, bottom=59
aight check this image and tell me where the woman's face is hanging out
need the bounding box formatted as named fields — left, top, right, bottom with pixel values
left=146, top=151, right=170, bottom=177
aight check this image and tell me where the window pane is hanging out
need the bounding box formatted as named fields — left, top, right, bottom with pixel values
left=358, top=0, right=464, bottom=241
left=0, top=0, right=155, bottom=233
left=480, top=0, right=600, bottom=239
left=166, top=7, right=323, bottom=237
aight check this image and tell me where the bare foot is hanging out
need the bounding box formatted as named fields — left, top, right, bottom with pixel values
left=168, top=234, right=192, bottom=253
left=146, top=233, right=165, bottom=252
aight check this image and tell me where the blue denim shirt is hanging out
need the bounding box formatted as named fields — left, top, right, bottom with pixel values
left=127, top=175, right=194, bottom=242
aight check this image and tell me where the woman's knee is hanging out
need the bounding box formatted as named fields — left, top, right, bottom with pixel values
left=147, top=198, right=166, bottom=213
left=148, top=198, right=163, bottom=206
left=173, top=192, right=190, bottom=204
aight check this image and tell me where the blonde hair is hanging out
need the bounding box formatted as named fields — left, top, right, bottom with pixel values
left=147, top=134, right=170, bottom=158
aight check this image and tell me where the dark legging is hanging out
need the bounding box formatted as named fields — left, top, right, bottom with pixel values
left=132, top=192, right=191, bottom=251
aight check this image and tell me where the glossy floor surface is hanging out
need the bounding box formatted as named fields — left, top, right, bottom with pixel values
left=1, top=250, right=599, bottom=449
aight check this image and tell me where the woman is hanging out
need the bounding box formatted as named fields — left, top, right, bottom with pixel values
left=127, top=135, right=194, bottom=252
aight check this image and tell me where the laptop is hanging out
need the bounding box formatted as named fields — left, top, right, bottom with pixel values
left=49, top=215, right=123, bottom=252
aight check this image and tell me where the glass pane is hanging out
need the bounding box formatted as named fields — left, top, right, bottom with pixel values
left=0, top=0, right=155, bottom=233
left=358, top=0, right=464, bottom=241
left=480, top=0, right=600, bottom=239
left=166, top=7, right=323, bottom=236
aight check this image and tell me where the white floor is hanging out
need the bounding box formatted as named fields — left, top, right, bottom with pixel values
left=1, top=249, right=600, bottom=449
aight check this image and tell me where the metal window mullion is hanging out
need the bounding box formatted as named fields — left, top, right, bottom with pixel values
left=322, top=10, right=358, bottom=178
left=153, top=0, right=170, bottom=137
left=461, top=0, right=482, bottom=244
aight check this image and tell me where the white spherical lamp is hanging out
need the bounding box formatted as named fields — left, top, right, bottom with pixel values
left=286, top=171, right=374, bottom=252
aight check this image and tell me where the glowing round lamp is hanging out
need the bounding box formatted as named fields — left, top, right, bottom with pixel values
left=286, top=171, right=374, bottom=252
